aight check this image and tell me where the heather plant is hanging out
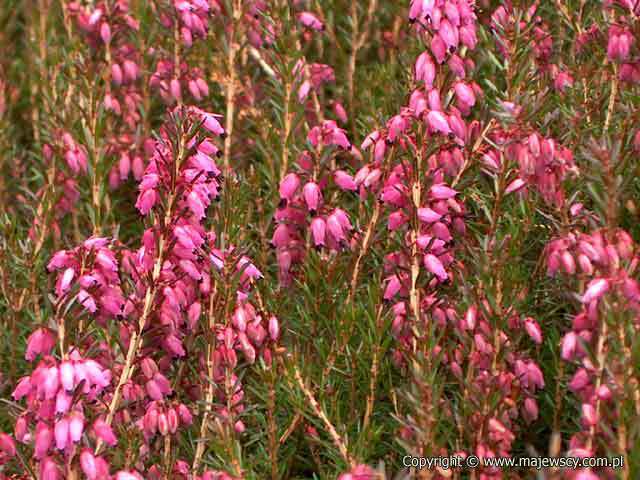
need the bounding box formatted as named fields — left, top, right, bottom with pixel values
left=0, top=0, right=639, bottom=479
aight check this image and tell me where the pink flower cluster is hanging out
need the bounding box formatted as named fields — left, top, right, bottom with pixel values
left=29, top=144, right=81, bottom=241
left=47, top=237, right=124, bottom=319
left=491, top=3, right=553, bottom=67
left=150, top=1, right=211, bottom=104
left=607, top=11, right=640, bottom=83
left=11, top=343, right=116, bottom=479
left=7, top=236, right=127, bottom=477
left=409, top=0, right=479, bottom=60
left=490, top=4, right=578, bottom=94
left=6, top=107, right=280, bottom=478
left=272, top=5, right=357, bottom=286
left=274, top=159, right=356, bottom=285
left=446, top=303, right=545, bottom=465
left=211, top=0, right=274, bottom=49
left=358, top=0, right=479, bottom=351
left=296, top=61, right=336, bottom=103
left=482, top=127, right=577, bottom=206
left=546, top=228, right=638, bottom=478
left=67, top=0, right=147, bottom=188
left=336, top=1, right=485, bottom=475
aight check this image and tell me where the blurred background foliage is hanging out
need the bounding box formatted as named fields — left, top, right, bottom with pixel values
left=0, top=0, right=639, bottom=478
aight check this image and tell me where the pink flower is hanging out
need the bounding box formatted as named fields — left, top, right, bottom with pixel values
left=111, top=63, right=123, bottom=85
left=523, top=398, right=539, bottom=423
left=581, top=278, right=609, bottom=304
left=524, top=317, right=543, bottom=344
left=69, top=413, right=84, bottom=443
left=135, top=189, right=158, bottom=215
left=191, top=108, right=225, bottom=136
left=573, top=469, right=600, bottom=480
left=178, top=404, right=193, bottom=425
left=25, top=328, right=56, bottom=361
left=384, top=275, right=404, bottom=301
left=334, top=170, right=357, bottom=191
left=561, top=332, right=578, bottom=360
left=439, top=19, right=459, bottom=51
left=35, top=424, right=53, bottom=459
left=464, top=305, right=477, bottom=330
left=93, top=418, right=117, bottom=446
left=423, top=254, right=448, bottom=281
left=554, top=71, right=574, bottom=92
left=454, top=82, right=476, bottom=107
left=99, top=22, right=111, bottom=43
left=80, top=450, right=98, bottom=480
left=302, top=182, right=322, bottom=213
left=429, top=183, right=457, bottom=200
left=310, top=217, right=326, bottom=248
left=417, top=207, right=442, bottom=223
left=12, top=376, right=31, bottom=400
left=431, top=34, right=447, bottom=63
left=54, top=418, right=69, bottom=450
left=415, top=51, right=436, bottom=86
left=42, top=367, right=60, bottom=399
left=40, top=457, right=60, bottom=480
left=298, top=12, right=324, bottom=31
left=187, top=302, right=201, bottom=329
left=569, top=368, right=590, bottom=392
left=388, top=210, right=408, bottom=230
left=279, top=173, right=300, bottom=204
left=333, top=101, right=348, bottom=123
left=268, top=316, right=280, bottom=341
left=338, top=464, right=377, bottom=480
left=581, top=403, right=598, bottom=427
left=115, top=471, right=143, bottom=480
left=597, top=385, right=612, bottom=401
left=326, top=212, right=347, bottom=245
left=505, top=178, right=526, bottom=195
left=0, top=433, right=16, bottom=457
left=426, top=110, right=451, bottom=134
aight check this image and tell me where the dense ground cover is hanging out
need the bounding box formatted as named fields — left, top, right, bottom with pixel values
left=0, top=0, right=639, bottom=478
